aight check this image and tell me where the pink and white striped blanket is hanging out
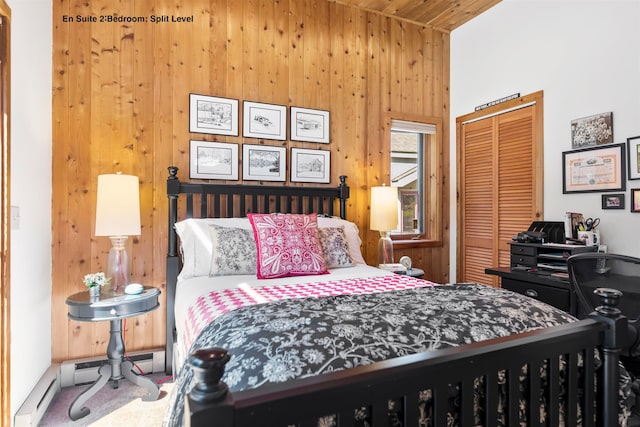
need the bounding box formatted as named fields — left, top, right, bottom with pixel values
left=179, top=273, right=436, bottom=364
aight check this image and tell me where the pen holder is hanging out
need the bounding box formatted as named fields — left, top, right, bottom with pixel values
left=577, top=230, right=598, bottom=246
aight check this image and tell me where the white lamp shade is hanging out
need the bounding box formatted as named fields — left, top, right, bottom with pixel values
left=95, top=174, right=142, bottom=236
left=370, top=185, right=399, bottom=231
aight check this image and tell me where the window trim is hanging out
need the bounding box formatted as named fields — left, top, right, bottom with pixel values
left=383, top=112, right=443, bottom=247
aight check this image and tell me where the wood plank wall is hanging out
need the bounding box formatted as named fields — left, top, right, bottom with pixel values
left=51, top=0, right=450, bottom=361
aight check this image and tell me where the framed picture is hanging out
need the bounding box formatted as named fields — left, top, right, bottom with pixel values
left=570, top=112, right=613, bottom=148
left=562, top=143, right=626, bottom=193
left=601, top=193, right=625, bottom=210
left=627, top=135, right=640, bottom=180
left=632, top=189, right=640, bottom=213
left=290, top=148, right=330, bottom=183
left=242, top=101, right=287, bottom=140
left=189, top=140, right=238, bottom=180
left=189, top=94, right=239, bottom=136
left=290, top=107, right=330, bottom=143
left=242, top=144, right=286, bottom=181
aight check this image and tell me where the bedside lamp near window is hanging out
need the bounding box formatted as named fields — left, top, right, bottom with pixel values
left=95, top=173, right=141, bottom=294
left=370, top=185, right=398, bottom=266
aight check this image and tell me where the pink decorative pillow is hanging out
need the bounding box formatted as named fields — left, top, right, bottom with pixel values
left=248, top=213, right=328, bottom=279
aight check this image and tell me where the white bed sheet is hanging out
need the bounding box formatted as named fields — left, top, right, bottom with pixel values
left=173, top=264, right=394, bottom=368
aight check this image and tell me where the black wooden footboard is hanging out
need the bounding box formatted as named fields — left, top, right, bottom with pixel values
left=185, top=298, right=628, bottom=427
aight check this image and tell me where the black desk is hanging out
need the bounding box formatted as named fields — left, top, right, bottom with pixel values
left=485, top=267, right=574, bottom=313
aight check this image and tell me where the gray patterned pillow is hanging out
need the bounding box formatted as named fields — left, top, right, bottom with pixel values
left=208, top=225, right=257, bottom=276
left=318, top=226, right=353, bottom=268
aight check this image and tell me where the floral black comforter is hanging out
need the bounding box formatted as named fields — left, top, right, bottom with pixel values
left=163, top=283, right=630, bottom=426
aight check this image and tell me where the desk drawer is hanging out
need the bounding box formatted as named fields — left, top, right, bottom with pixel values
left=510, top=245, right=537, bottom=256
left=501, top=278, right=570, bottom=312
left=510, top=254, right=536, bottom=267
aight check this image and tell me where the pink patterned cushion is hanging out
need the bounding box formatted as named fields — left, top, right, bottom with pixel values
left=248, top=213, right=328, bottom=279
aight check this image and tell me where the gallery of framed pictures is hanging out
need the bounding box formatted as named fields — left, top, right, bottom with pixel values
left=189, top=140, right=239, bottom=180
left=628, top=135, right=640, bottom=180
left=242, top=144, right=286, bottom=182
left=189, top=94, right=239, bottom=136
left=290, top=148, right=330, bottom=183
left=290, top=107, right=330, bottom=143
left=243, top=101, right=287, bottom=141
left=570, top=111, right=613, bottom=148
left=562, top=143, right=626, bottom=194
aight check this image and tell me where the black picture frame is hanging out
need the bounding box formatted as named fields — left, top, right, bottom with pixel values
left=242, top=144, right=286, bottom=182
left=290, top=148, right=330, bottom=183
left=601, top=193, right=624, bottom=210
left=189, top=140, right=239, bottom=181
left=570, top=111, right=613, bottom=148
left=562, top=143, right=626, bottom=194
left=627, top=135, right=640, bottom=180
left=632, top=189, right=640, bottom=213
left=290, top=107, right=330, bottom=143
left=189, top=94, right=239, bottom=136
left=242, top=101, right=287, bottom=141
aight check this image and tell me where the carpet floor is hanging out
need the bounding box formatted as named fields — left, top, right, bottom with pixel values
left=39, top=373, right=174, bottom=426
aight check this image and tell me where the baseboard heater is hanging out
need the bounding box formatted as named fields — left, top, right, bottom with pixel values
left=14, top=364, right=61, bottom=427
left=60, top=348, right=165, bottom=387
left=14, top=349, right=165, bottom=426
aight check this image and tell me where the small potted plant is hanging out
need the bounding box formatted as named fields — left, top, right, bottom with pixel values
left=83, top=272, right=110, bottom=297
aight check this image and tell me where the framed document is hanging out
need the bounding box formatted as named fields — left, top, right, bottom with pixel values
left=562, top=143, right=626, bottom=193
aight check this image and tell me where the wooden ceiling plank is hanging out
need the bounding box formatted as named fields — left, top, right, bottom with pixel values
left=327, top=0, right=501, bottom=31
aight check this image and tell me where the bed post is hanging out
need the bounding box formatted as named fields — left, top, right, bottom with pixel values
left=589, top=287, right=627, bottom=427
left=338, top=175, right=349, bottom=219
left=166, top=166, right=181, bottom=375
left=184, top=348, right=234, bottom=427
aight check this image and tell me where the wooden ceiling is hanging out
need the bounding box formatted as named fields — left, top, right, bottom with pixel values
left=330, top=0, right=502, bottom=32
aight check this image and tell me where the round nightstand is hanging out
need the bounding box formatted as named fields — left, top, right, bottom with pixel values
left=65, top=286, right=161, bottom=421
left=397, top=268, right=425, bottom=279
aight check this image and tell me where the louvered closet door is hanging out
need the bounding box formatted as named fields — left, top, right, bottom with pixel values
left=460, top=118, right=494, bottom=285
left=459, top=102, right=542, bottom=287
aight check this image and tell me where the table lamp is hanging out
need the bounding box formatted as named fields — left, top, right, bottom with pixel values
left=370, top=185, right=398, bottom=266
left=95, top=173, right=141, bottom=294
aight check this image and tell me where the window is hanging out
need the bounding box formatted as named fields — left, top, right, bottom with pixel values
left=386, top=115, right=441, bottom=245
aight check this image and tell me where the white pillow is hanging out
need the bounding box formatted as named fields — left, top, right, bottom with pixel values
left=208, top=225, right=257, bottom=276
left=317, top=216, right=366, bottom=265
left=174, top=215, right=366, bottom=279
left=174, top=218, right=252, bottom=279
left=318, top=226, right=353, bottom=268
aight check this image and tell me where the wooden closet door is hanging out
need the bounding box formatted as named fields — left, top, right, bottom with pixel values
left=457, top=93, right=543, bottom=286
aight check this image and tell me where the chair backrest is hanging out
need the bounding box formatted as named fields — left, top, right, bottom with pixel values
left=567, top=252, right=640, bottom=320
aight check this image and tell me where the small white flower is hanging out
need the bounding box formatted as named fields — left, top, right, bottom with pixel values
left=83, top=272, right=110, bottom=288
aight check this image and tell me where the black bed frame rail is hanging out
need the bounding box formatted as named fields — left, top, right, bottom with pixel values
left=165, top=166, right=350, bottom=374
left=186, top=302, right=627, bottom=427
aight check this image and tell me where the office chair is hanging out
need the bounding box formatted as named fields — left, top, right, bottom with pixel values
left=568, top=252, right=640, bottom=423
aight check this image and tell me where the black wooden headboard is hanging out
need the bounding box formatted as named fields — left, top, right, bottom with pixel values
left=165, top=166, right=350, bottom=374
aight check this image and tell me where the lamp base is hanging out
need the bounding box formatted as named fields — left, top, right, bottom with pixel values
left=107, top=236, right=131, bottom=294
left=377, top=231, right=394, bottom=266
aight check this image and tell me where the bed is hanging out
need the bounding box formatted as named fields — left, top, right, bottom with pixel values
left=162, top=166, right=632, bottom=427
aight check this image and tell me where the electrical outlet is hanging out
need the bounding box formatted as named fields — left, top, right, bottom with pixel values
left=11, top=205, right=19, bottom=230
